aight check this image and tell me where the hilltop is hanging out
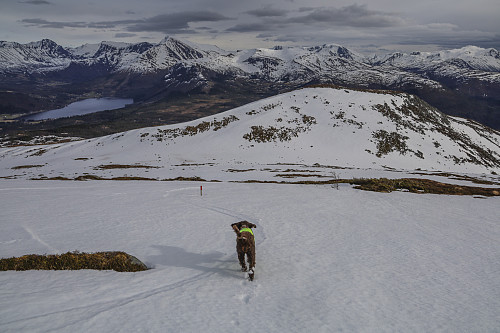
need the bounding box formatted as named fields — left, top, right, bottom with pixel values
left=1, top=87, right=499, bottom=182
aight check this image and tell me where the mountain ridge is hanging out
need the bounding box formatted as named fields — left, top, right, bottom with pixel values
left=1, top=37, right=500, bottom=136
left=2, top=37, right=499, bottom=85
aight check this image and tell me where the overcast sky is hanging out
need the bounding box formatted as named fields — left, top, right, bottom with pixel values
left=1, top=0, right=499, bottom=54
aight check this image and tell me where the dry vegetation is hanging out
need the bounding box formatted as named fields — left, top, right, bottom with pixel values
left=11, top=164, right=44, bottom=170
left=94, top=164, right=159, bottom=170
left=236, top=177, right=500, bottom=196
left=0, top=251, right=148, bottom=272
left=350, top=178, right=500, bottom=196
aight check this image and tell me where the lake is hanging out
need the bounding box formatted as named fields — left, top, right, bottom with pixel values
left=24, top=98, right=134, bottom=121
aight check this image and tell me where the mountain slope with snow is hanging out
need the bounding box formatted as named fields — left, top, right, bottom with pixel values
left=0, top=179, right=499, bottom=332
left=372, top=46, right=500, bottom=72
left=371, top=46, right=500, bottom=84
left=1, top=87, right=499, bottom=181
left=0, top=39, right=72, bottom=73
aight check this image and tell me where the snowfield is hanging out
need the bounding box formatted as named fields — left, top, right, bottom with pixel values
left=0, top=180, right=499, bottom=332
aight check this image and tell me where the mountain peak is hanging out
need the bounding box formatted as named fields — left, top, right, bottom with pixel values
left=157, top=36, right=207, bottom=61
left=27, top=38, right=58, bottom=47
left=159, top=35, right=175, bottom=44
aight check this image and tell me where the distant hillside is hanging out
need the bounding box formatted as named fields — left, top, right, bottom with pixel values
left=1, top=87, right=499, bottom=181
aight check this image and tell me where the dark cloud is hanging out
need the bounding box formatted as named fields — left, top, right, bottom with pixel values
left=20, top=18, right=136, bottom=29
left=127, top=12, right=232, bottom=34
left=20, top=11, right=231, bottom=35
left=244, top=6, right=289, bottom=17
left=114, top=33, right=137, bottom=38
left=290, top=4, right=405, bottom=28
left=8, top=1, right=499, bottom=53
left=196, top=27, right=220, bottom=33
left=19, top=0, right=52, bottom=4
left=21, top=18, right=87, bottom=29
left=225, top=4, right=405, bottom=35
left=226, top=22, right=275, bottom=33
left=396, top=33, right=500, bottom=50
left=298, top=7, right=315, bottom=12
left=256, top=32, right=276, bottom=38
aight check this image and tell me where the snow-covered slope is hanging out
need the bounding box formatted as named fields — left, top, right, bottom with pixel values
left=1, top=87, right=499, bottom=180
left=0, top=180, right=499, bottom=332
left=373, top=46, right=500, bottom=72
left=0, top=39, right=72, bottom=73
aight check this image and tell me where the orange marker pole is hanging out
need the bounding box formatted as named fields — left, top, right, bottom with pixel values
left=200, top=185, right=203, bottom=196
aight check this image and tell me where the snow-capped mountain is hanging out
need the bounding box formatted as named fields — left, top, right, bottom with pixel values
left=372, top=46, right=500, bottom=72
left=0, top=37, right=208, bottom=74
left=371, top=46, right=500, bottom=84
left=0, top=39, right=72, bottom=73
left=2, top=37, right=499, bottom=87
left=1, top=87, right=499, bottom=180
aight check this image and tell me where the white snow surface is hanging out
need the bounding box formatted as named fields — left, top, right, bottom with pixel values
left=0, top=179, right=499, bottom=332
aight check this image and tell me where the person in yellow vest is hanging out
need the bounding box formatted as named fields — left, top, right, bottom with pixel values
left=231, top=221, right=256, bottom=277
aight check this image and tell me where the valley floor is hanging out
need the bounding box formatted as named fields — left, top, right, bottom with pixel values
left=0, top=180, right=499, bottom=332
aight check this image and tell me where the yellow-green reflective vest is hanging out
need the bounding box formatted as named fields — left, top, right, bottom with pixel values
left=240, top=227, right=254, bottom=235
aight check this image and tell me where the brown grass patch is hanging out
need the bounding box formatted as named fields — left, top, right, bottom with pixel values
left=11, top=164, right=44, bottom=170
left=275, top=173, right=330, bottom=178
left=110, top=176, right=157, bottom=181
left=350, top=178, right=500, bottom=196
left=0, top=251, right=148, bottom=272
left=75, top=175, right=106, bottom=181
left=235, top=177, right=500, bottom=196
left=226, top=169, right=256, bottom=173
left=411, top=171, right=499, bottom=185
left=30, top=175, right=215, bottom=182
left=31, top=176, right=72, bottom=181
left=95, top=164, right=159, bottom=170
left=162, top=176, right=207, bottom=181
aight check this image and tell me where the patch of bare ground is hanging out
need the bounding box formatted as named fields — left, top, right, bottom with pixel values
left=235, top=178, right=500, bottom=196
left=275, top=173, right=330, bottom=178
left=95, top=164, right=160, bottom=170
left=350, top=178, right=500, bottom=196
left=11, top=164, right=44, bottom=170
left=226, top=169, right=256, bottom=173
left=411, top=171, right=500, bottom=185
